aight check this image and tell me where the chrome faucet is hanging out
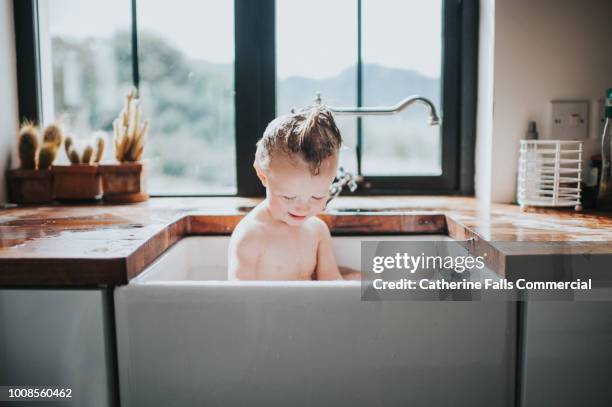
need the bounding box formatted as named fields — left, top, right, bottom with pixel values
left=314, top=92, right=441, bottom=203
left=315, top=92, right=441, bottom=126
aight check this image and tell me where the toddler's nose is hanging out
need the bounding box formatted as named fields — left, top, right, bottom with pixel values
left=294, top=200, right=310, bottom=214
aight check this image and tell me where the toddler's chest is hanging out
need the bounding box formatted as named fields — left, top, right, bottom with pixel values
left=258, top=231, right=319, bottom=279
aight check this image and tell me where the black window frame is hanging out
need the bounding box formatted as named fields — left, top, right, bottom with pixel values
left=13, top=0, right=477, bottom=198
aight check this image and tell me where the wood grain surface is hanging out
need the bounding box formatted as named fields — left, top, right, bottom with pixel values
left=1, top=196, right=611, bottom=286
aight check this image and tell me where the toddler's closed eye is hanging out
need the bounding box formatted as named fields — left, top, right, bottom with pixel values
left=282, top=195, right=296, bottom=201
left=311, top=196, right=325, bottom=201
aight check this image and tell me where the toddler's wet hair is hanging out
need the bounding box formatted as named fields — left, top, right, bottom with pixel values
left=255, top=105, right=342, bottom=175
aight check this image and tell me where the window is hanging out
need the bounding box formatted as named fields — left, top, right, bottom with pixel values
left=38, top=0, right=132, bottom=166
left=37, top=0, right=236, bottom=194
left=15, top=0, right=476, bottom=196
left=275, top=0, right=468, bottom=194
left=276, top=0, right=444, bottom=179
left=361, top=0, right=442, bottom=176
left=276, top=0, right=358, bottom=174
left=136, top=0, right=235, bottom=194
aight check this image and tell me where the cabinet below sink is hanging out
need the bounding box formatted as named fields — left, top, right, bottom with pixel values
left=0, top=288, right=117, bottom=406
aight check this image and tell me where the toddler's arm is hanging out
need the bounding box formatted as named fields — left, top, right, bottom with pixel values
left=314, top=220, right=343, bottom=280
left=228, top=229, right=260, bottom=280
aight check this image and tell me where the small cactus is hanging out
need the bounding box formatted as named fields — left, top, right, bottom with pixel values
left=64, top=134, right=105, bottom=165
left=93, top=132, right=106, bottom=163
left=69, top=148, right=81, bottom=164
left=38, top=142, right=58, bottom=169
left=42, top=122, right=64, bottom=147
left=64, top=136, right=81, bottom=164
left=81, top=144, right=94, bottom=164
left=64, top=136, right=73, bottom=156
left=113, top=88, right=149, bottom=162
left=18, top=123, right=40, bottom=170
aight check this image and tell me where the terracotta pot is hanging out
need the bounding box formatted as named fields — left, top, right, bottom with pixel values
left=6, top=169, right=54, bottom=204
left=99, top=162, right=148, bottom=204
left=52, top=164, right=102, bottom=201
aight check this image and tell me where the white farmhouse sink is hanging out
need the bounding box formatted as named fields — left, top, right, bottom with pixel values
left=134, top=234, right=454, bottom=283
left=114, top=235, right=513, bottom=407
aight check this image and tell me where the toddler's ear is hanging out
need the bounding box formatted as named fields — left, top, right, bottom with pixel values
left=254, top=162, right=268, bottom=187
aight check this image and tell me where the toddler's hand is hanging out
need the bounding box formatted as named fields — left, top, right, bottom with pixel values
left=339, top=266, right=361, bottom=281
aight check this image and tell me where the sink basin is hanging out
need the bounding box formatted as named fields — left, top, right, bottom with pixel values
left=114, top=234, right=513, bottom=406
left=133, top=234, right=452, bottom=282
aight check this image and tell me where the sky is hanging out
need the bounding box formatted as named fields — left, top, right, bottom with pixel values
left=45, top=0, right=442, bottom=80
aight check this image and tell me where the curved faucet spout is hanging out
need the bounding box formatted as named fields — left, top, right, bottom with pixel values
left=329, top=95, right=441, bottom=126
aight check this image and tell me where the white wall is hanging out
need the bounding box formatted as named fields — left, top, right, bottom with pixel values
left=0, top=0, right=19, bottom=203
left=477, top=0, right=612, bottom=203
left=475, top=0, right=495, bottom=212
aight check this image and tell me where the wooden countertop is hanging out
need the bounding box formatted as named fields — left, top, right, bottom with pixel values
left=1, top=196, right=611, bottom=286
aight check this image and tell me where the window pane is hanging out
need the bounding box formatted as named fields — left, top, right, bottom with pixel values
left=41, top=0, right=235, bottom=194
left=137, top=0, right=235, bottom=194
left=361, top=0, right=443, bottom=176
left=40, top=0, right=132, bottom=164
left=276, top=0, right=358, bottom=174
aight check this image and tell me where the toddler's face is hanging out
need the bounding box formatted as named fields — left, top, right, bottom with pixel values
left=258, top=153, right=338, bottom=226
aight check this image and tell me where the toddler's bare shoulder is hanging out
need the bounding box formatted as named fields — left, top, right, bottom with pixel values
left=232, top=216, right=266, bottom=242
left=229, top=222, right=265, bottom=262
left=306, top=216, right=331, bottom=237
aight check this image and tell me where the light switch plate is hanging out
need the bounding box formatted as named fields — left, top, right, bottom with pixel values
left=550, top=100, right=589, bottom=140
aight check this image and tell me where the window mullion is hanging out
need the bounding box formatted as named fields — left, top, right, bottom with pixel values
left=131, top=0, right=140, bottom=91
left=356, top=0, right=363, bottom=176
left=235, top=0, right=276, bottom=197
left=13, top=0, right=42, bottom=123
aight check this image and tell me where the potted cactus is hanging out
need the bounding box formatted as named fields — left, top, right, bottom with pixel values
left=7, top=122, right=63, bottom=203
left=98, top=89, right=149, bottom=203
left=52, top=133, right=105, bottom=201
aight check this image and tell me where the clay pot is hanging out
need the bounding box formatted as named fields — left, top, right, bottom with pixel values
left=52, top=164, right=102, bottom=201
left=6, top=169, right=54, bottom=204
left=99, top=162, right=148, bottom=204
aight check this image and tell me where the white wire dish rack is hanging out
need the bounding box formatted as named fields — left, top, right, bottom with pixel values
left=517, top=140, right=583, bottom=211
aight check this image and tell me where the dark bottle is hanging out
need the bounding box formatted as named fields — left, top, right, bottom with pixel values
left=526, top=121, right=538, bottom=140
left=597, top=88, right=612, bottom=210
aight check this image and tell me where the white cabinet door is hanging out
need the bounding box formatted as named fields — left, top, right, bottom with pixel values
left=0, top=289, right=117, bottom=407
left=520, top=302, right=612, bottom=406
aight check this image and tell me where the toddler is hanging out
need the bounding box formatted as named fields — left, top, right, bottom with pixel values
left=228, top=105, right=358, bottom=281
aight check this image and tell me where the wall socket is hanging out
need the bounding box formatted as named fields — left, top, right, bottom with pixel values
left=550, top=100, right=589, bottom=140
